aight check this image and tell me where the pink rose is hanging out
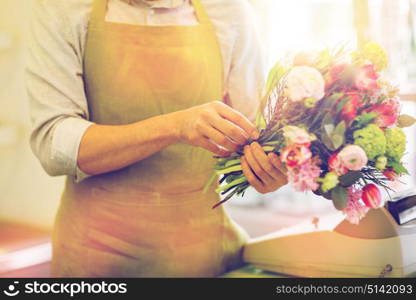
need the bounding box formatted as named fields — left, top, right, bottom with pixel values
left=282, top=126, right=315, bottom=145
left=355, top=64, right=379, bottom=90
left=281, top=144, right=312, bottom=168
left=338, top=145, right=368, bottom=171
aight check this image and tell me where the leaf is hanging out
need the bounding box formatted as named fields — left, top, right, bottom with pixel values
left=336, top=96, right=350, bottom=114
left=321, top=113, right=335, bottom=130
left=354, top=112, right=377, bottom=128
left=322, top=121, right=346, bottom=151
left=265, top=61, right=288, bottom=95
left=322, top=134, right=336, bottom=151
left=387, top=161, right=409, bottom=175
left=331, top=186, right=349, bottom=210
left=339, top=171, right=363, bottom=187
left=398, top=114, right=416, bottom=128
left=331, top=121, right=346, bottom=149
left=331, top=134, right=345, bottom=150
left=328, top=92, right=345, bottom=103
left=324, top=124, right=335, bottom=136
left=255, top=111, right=267, bottom=130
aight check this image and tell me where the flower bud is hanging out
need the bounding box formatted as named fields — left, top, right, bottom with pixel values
left=362, top=184, right=382, bottom=208
left=375, top=156, right=387, bottom=170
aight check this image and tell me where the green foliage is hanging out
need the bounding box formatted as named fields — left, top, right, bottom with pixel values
left=398, top=114, right=416, bottom=128
left=385, top=128, right=406, bottom=161
left=331, top=185, right=349, bottom=210
left=339, top=171, right=363, bottom=187
left=322, top=120, right=346, bottom=151
left=265, top=61, right=288, bottom=96
left=353, top=112, right=378, bottom=129
left=387, top=160, right=409, bottom=175
left=335, top=96, right=350, bottom=114
left=353, top=124, right=386, bottom=160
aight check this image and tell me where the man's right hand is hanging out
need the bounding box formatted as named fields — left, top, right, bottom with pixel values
left=173, top=101, right=259, bottom=157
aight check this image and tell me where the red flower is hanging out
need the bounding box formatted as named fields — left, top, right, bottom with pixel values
left=383, top=168, right=398, bottom=181
left=367, top=97, right=400, bottom=128
left=338, top=92, right=363, bottom=122
left=355, top=64, right=379, bottom=91
left=330, top=63, right=348, bottom=82
left=326, top=63, right=348, bottom=89
left=368, top=104, right=397, bottom=128
left=281, top=144, right=312, bottom=168
left=362, top=184, right=382, bottom=208
left=328, top=153, right=348, bottom=176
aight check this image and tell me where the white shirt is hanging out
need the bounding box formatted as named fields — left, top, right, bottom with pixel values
left=27, top=0, right=265, bottom=180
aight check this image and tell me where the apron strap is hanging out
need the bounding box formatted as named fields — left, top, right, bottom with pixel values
left=190, top=0, right=212, bottom=25
left=89, top=0, right=107, bottom=27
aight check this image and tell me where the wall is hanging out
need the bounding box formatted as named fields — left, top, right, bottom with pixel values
left=0, top=0, right=64, bottom=229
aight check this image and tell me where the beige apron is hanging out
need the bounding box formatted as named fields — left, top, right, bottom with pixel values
left=51, top=0, right=249, bottom=277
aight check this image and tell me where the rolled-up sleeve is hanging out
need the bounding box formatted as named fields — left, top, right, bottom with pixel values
left=26, top=0, right=94, bottom=180
left=225, top=0, right=266, bottom=122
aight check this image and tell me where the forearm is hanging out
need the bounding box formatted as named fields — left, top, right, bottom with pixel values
left=77, top=112, right=180, bottom=175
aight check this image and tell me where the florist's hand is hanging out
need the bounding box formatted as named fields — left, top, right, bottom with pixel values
left=175, top=101, right=259, bottom=157
left=241, top=142, right=288, bottom=194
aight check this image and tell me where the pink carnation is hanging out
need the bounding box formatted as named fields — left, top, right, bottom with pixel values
left=287, top=158, right=321, bottom=192
left=343, top=186, right=369, bottom=224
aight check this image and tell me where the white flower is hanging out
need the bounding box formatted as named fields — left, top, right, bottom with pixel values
left=283, top=126, right=315, bottom=145
left=285, top=66, right=325, bottom=102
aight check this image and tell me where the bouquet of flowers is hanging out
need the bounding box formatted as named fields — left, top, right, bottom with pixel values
left=211, top=42, right=416, bottom=224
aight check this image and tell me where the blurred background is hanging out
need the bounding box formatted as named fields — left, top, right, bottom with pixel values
left=0, top=0, right=415, bottom=277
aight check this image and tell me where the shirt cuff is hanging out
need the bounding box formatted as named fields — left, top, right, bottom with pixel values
left=51, top=117, right=95, bottom=182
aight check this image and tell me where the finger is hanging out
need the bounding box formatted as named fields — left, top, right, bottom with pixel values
left=199, top=124, right=239, bottom=152
left=268, top=152, right=288, bottom=176
left=244, top=144, right=273, bottom=184
left=209, top=115, right=249, bottom=145
left=250, top=142, right=282, bottom=180
left=197, top=138, right=230, bottom=157
left=241, top=155, right=265, bottom=192
left=215, top=103, right=259, bottom=139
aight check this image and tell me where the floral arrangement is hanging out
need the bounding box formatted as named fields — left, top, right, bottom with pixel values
left=211, top=42, right=416, bottom=224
